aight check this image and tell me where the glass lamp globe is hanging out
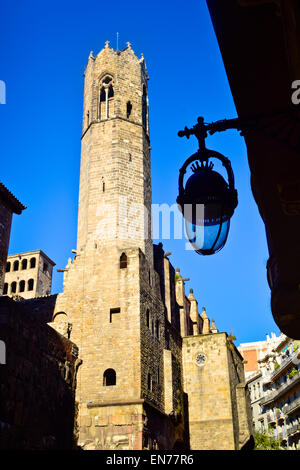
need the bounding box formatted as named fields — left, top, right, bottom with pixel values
left=178, top=160, right=237, bottom=255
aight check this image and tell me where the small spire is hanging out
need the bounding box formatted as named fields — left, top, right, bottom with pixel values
left=176, top=267, right=180, bottom=272
left=105, top=40, right=110, bottom=48
left=139, top=53, right=146, bottom=65
left=210, top=319, right=218, bottom=334
left=126, top=41, right=131, bottom=49
left=188, top=288, right=195, bottom=298
left=228, top=331, right=236, bottom=342
left=201, top=307, right=210, bottom=334
left=201, top=307, right=208, bottom=319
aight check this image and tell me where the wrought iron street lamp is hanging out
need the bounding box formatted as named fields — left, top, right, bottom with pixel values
left=177, top=109, right=300, bottom=339
left=177, top=117, right=238, bottom=255
left=177, top=110, right=298, bottom=255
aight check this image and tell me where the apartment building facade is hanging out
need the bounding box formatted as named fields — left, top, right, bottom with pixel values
left=259, top=336, right=300, bottom=449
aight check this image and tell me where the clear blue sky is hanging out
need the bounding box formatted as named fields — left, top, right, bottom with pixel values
left=0, top=0, right=280, bottom=344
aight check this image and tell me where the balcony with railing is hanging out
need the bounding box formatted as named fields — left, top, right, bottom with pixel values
left=262, top=374, right=272, bottom=386
left=267, top=411, right=276, bottom=424
left=266, top=408, right=285, bottom=424
left=261, top=390, right=276, bottom=406
left=286, top=396, right=300, bottom=415
left=261, top=369, right=300, bottom=405
left=271, top=349, right=300, bottom=381
left=287, top=424, right=300, bottom=436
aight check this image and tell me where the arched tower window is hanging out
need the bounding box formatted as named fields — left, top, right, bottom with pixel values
left=103, top=368, right=116, bottom=386
left=28, top=279, right=34, bottom=291
left=19, top=280, right=25, bottom=293
left=52, top=312, right=70, bottom=338
left=120, top=252, right=127, bottom=269
left=11, top=282, right=17, bottom=294
left=108, top=84, right=114, bottom=99
left=99, top=75, right=114, bottom=120
left=21, top=259, right=27, bottom=270
left=30, top=258, right=36, bottom=268
left=146, top=309, right=150, bottom=328
left=53, top=312, right=68, bottom=323
left=100, top=87, right=106, bottom=103
left=142, top=84, right=148, bottom=131
left=5, top=262, right=11, bottom=273
left=3, top=283, right=8, bottom=295
left=13, top=260, right=19, bottom=271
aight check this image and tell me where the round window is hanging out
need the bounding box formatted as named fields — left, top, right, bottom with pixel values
left=196, top=353, right=206, bottom=366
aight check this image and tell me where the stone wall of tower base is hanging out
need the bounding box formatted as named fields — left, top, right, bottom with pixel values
left=182, top=332, right=254, bottom=450
left=78, top=401, right=144, bottom=450
left=188, top=419, right=235, bottom=450
left=77, top=401, right=181, bottom=450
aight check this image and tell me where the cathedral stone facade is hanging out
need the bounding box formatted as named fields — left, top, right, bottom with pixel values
left=47, top=42, right=253, bottom=450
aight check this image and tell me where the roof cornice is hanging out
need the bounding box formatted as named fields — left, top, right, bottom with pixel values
left=0, top=182, right=26, bottom=214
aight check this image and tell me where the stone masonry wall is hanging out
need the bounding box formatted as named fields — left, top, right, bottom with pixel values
left=140, top=249, right=165, bottom=410
left=182, top=333, right=236, bottom=450
left=36, top=253, right=53, bottom=296
left=53, top=246, right=143, bottom=447
left=53, top=243, right=181, bottom=450
left=153, top=243, right=180, bottom=330
left=81, top=402, right=144, bottom=450
left=226, top=340, right=254, bottom=449
left=0, top=296, right=78, bottom=449
left=153, top=243, right=185, bottom=444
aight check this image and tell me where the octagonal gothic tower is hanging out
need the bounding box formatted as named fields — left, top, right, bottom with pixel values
left=52, top=42, right=173, bottom=449
left=77, top=41, right=153, bottom=264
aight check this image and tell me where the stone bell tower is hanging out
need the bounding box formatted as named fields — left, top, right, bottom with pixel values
left=52, top=41, right=171, bottom=450
left=77, top=40, right=153, bottom=264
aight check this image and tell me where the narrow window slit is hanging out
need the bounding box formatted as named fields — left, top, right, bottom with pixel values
left=126, top=101, right=132, bottom=118
left=110, top=307, right=121, bottom=323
